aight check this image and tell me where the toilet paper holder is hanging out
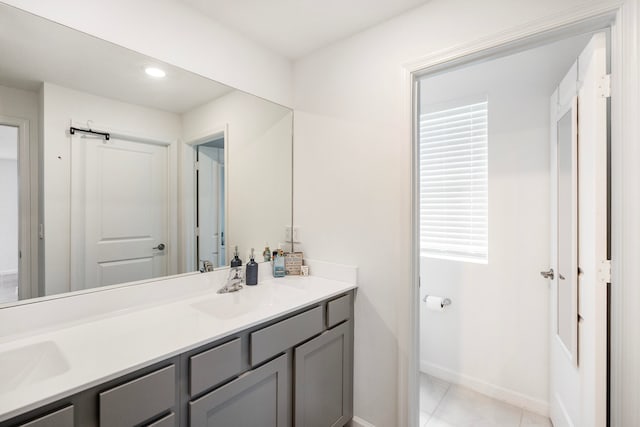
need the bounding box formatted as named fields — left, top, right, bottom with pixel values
left=422, top=295, right=452, bottom=307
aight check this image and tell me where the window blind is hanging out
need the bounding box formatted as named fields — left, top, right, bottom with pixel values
left=419, top=100, right=488, bottom=262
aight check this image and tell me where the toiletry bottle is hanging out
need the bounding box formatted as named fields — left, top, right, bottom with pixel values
left=273, top=251, right=286, bottom=278
left=230, top=246, right=242, bottom=268
left=246, top=248, right=258, bottom=286
left=263, top=244, right=271, bottom=262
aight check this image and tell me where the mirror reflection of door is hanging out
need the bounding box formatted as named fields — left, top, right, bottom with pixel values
left=70, top=136, right=169, bottom=289
left=0, top=124, right=18, bottom=304
left=196, top=138, right=225, bottom=270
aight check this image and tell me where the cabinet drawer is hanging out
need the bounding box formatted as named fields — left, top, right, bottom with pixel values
left=190, top=338, right=242, bottom=396
left=327, top=293, right=351, bottom=328
left=145, top=412, right=175, bottom=427
left=250, top=306, right=323, bottom=365
left=99, top=365, right=175, bottom=427
left=20, top=406, right=73, bottom=427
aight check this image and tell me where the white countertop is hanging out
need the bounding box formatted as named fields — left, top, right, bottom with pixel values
left=0, top=274, right=356, bottom=422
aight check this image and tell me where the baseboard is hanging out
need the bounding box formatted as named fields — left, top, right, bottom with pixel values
left=349, top=416, right=376, bottom=427
left=420, top=360, right=549, bottom=416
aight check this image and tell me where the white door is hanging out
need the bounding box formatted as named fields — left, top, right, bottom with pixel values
left=548, top=32, right=608, bottom=427
left=71, top=136, right=168, bottom=289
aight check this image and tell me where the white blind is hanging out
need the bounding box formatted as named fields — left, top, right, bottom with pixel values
left=419, top=100, right=488, bottom=262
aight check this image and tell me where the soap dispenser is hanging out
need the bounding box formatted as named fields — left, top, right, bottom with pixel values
left=230, top=246, right=242, bottom=268
left=246, top=248, right=258, bottom=286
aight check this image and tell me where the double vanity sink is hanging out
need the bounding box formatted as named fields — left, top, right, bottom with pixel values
left=0, top=272, right=356, bottom=427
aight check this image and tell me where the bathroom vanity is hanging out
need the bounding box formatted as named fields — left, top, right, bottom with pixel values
left=0, top=273, right=356, bottom=427
left=0, top=5, right=355, bottom=426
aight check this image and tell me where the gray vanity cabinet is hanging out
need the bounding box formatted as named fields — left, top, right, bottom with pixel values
left=1, top=290, right=355, bottom=427
left=189, top=354, right=290, bottom=427
left=294, top=321, right=353, bottom=427
left=99, top=364, right=176, bottom=427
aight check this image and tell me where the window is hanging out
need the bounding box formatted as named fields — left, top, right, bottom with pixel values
left=419, top=99, right=488, bottom=263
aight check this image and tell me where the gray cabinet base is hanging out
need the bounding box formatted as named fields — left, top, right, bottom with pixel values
left=189, top=354, right=290, bottom=427
left=294, top=321, right=353, bottom=427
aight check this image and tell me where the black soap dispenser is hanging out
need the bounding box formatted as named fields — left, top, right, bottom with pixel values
left=230, top=246, right=242, bottom=268
left=246, top=248, right=258, bottom=286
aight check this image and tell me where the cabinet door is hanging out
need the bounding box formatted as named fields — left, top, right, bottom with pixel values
left=294, top=320, right=353, bottom=427
left=189, top=354, right=290, bottom=427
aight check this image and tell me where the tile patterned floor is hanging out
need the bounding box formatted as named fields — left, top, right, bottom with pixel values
left=419, top=373, right=552, bottom=427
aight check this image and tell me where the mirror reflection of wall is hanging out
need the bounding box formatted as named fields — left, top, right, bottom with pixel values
left=0, top=4, right=293, bottom=306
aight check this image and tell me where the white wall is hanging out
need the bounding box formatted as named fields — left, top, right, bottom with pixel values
left=417, top=37, right=588, bottom=413
left=1, top=0, right=293, bottom=107
left=41, top=82, right=181, bottom=295
left=181, top=91, right=293, bottom=266
left=292, top=1, right=613, bottom=425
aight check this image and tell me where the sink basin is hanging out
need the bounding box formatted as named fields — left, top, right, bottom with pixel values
left=191, top=284, right=303, bottom=319
left=191, top=296, right=262, bottom=319
left=0, top=341, right=69, bottom=394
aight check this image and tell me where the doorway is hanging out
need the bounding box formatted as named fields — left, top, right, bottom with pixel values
left=181, top=127, right=228, bottom=273
left=414, top=30, right=609, bottom=427
left=196, top=137, right=226, bottom=269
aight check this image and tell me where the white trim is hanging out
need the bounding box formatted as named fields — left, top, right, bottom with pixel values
left=402, top=2, right=636, bottom=426
left=420, top=361, right=549, bottom=416
left=609, top=1, right=640, bottom=426
left=404, top=2, right=620, bottom=75
left=0, top=115, right=32, bottom=300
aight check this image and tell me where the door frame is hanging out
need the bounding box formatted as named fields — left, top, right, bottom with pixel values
left=0, top=115, right=32, bottom=300
left=181, top=124, right=229, bottom=272
left=401, top=2, right=640, bottom=426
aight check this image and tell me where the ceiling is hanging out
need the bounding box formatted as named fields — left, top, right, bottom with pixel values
left=179, top=0, right=430, bottom=59
left=0, top=4, right=233, bottom=114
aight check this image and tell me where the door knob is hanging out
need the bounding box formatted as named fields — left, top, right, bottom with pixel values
left=153, top=243, right=166, bottom=251
left=540, top=268, right=554, bottom=279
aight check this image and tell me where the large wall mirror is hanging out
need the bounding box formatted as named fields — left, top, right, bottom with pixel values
left=0, top=4, right=293, bottom=306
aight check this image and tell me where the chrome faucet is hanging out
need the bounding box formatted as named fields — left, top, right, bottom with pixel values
left=217, top=267, right=244, bottom=293
left=200, top=260, right=214, bottom=273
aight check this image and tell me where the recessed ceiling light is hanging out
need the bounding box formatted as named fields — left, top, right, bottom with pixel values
left=145, top=67, right=166, bottom=78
